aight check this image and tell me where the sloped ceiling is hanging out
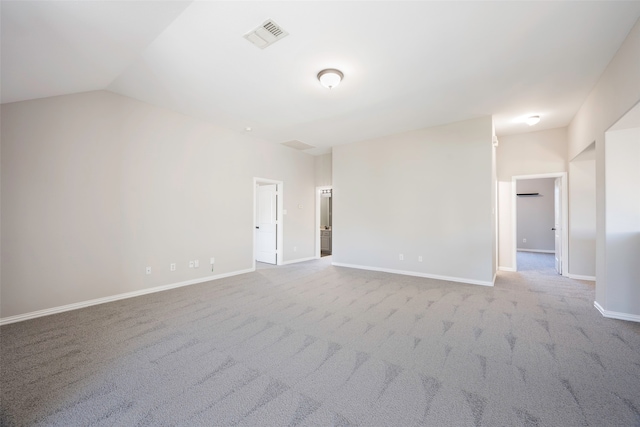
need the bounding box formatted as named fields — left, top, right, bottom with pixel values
left=2, top=1, right=640, bottom=155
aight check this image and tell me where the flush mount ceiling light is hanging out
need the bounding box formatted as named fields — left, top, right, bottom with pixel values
left=317, top=69, right=343, bottom=89
left=525, top=115, right=541, bottom=126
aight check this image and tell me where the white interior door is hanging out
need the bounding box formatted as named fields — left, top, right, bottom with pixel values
left=256, top=184, right=277, bottom=264
left=554, top=177, right=562, bottom=274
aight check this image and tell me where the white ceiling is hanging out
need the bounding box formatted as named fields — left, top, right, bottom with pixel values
left=2, top=1, right=640, bottom=155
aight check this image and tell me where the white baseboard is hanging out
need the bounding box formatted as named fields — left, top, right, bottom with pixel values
left=280, top=257, right=316, bottom=265
left=516, top=249, right=555, bottom=254
left=498, top=266, right=516, bottom=272
left=568, top=273, right=596, bottom=281
left=0, top=268, right=255, bottom=326
left=331, top=262, right=494, bottom=287
left=594, top=301, right=640, bottom=323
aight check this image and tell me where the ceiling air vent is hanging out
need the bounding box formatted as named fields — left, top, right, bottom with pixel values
left=244, top=19, right=289, bottom=49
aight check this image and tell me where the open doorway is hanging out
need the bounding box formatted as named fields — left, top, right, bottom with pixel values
left=253, top=178, right=283, bottom=269
left=598, top=102, right=640, bottom=319
left=512, top=173, right=568, bottom=275
left=315, top=186, right=332, bottom=258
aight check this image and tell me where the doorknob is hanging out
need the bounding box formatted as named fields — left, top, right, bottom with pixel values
left=551, top=228, right=556, bottom=230
left=255, top=226, right=259, bottom=229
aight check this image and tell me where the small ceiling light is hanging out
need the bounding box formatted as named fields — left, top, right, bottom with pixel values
left=525, top=116, right=541, bottom=126
left=245, top=126, right=252, bottom=132
left=317, top=69, right=343, bottom=89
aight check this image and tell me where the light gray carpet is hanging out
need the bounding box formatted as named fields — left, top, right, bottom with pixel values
left=1, top=254, right=639, bottom=426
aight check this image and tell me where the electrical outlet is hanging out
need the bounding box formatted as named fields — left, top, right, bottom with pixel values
left=146, top=267, right=151, bottom=275
left=399, top=254, right=404, bottom=261
left=194, top=259, right=199, bottom=268
left=418, top=256, right=423, bottom=262
left=189, top=261, right=194, bottom=268
left=210, top=257, right=215, bottom=265
left=523, top=238, right=527, bottom=243
left=170, top=263, right=176, bottom=271
left=294, top=246, right=297, bottom=252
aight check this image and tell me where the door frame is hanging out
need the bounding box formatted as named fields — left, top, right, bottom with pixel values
left=315, top=186, right=332, bottom=258
left=253, top=177, right=284, bottom=269
left=511, top=172, right=568, bottom=275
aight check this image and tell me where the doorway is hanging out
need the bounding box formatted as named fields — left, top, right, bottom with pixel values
left=512, top=173, right=568, bottom=275
left=315, top=186, right=332, bottom=258
left=253, top=178, right=284, bottom=269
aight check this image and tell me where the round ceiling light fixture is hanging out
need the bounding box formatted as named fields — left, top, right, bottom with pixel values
left=317, top=69, right=343, bottom=89
left=525, top=115, right=541, bottom=126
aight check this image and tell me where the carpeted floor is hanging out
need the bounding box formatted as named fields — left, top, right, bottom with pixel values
left=516, top=251, right=557, bottom=273
left=1, top=254, right=639, bottom=426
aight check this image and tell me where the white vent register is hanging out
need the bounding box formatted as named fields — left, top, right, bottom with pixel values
left=244, top=19, right=289, bottom=49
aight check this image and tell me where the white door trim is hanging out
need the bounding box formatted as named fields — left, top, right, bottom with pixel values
left=315, top=186, right=332, bottom=259
left=253, top=177, right=284, bottom=269
left=511, top=172, right=568, bottom=275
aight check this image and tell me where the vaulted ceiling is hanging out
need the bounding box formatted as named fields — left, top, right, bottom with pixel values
left=2, top=1, right=639, bottom=154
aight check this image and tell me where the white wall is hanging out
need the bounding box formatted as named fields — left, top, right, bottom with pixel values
left=315, top=153, right=332, bottom=187
left=604, top=126, right=640, bottom=317
left=0, top=91, right=316, bottom=319
left=496, top=128, right=567, bottom=270
left=516, top=178, right=555, bottom=252
left=333, top=116, right=495, bottom=285
left=568, top=18, right=640, bottom=319
left=568, top=144, right=596, bottom=277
